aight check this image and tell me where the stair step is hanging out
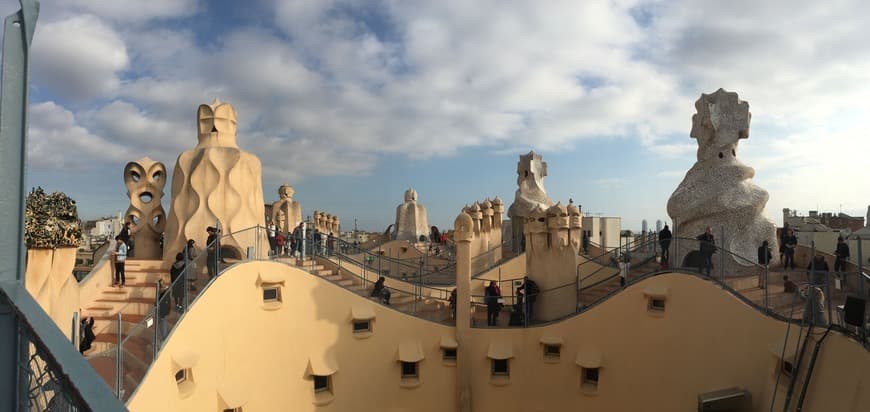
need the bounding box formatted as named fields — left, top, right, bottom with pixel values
left=95, top=297, right=155, bottom=304
left=91, top=313, right=146, bottom=323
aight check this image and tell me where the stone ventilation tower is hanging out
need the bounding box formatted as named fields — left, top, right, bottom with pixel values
left=271, top=185, right=302, bottom=234
left=667, top=89, right=778, bottom=269
left=163, top=99, right=267, bottom=260
left=394, top=188, right=429, bottom=242
left=523, top=201, right=581, bottom=321
left=508, top=151, right=555, bottom=248
left=123, top=157, right=166, bottom=259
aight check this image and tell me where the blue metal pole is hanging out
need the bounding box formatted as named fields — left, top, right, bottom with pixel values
left=0, top=2, right=39, bottom=409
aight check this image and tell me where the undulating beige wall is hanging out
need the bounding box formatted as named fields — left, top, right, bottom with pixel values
left=77, top=253, right=115, bottom=311
left=795, top=331, right=870, bottom=411
left=25, top=248, right=80, bottom=339
left=128, top=261, right=456, bottom=412
left=128, top=262, right=870, bottom=412
left=460, top=274, right=869, bottom=412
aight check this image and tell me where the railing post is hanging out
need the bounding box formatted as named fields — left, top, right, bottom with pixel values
left=858, top=236, right=864, bottom=299
left=763, top=263, right=769, bottom=313
left=574, top=264, right=580, bottom=313
left=183, top=247, right=189, bottom=311
left=153, top=279, right=161, bottom=359
left=71, top=312, right=79, bottom=346
left=215, top=221, right=222, bottom=277
left=719, top=226, right=725, bottom=285
left=116, top=312, right=122, bottom=399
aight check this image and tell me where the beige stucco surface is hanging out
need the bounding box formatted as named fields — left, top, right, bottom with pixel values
left=128, top=261, right=456, bottom=411
left=127, top=259, right=870, bottom=412
left=25, top=248, right=80, bottom=339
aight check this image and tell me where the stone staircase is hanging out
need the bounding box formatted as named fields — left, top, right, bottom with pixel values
left=81, top=259, right=169, bottom=398
left=278, top=256, right=454, bottom=324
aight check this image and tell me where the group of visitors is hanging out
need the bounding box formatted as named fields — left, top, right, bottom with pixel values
left=483, top=277, right=539, bottom=327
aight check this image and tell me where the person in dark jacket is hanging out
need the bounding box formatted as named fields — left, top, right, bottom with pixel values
left=371, top=276, right=391, bottom=305
left=783, top=275, right=797, bottom=294
left=757, top=240, right=772, bottom=289
left=697, top=227, right=715, bottom=276
left=118, top=221, right=133, bottom=257
left=79, top=316, right=95, bottom=354
left=834, top=236, right=850, bottom=273
left=659, top=224, right=672, bottom=264
left=158, top=286, right=171, bottom=341
left=170, top=253, right=186, bottom=313
left=517, top=276, right=539, bottom=322
left=484, top=281, right=502, bottom=326
left=206, top=227, right=219, bottom=279
left=782, top=229, right=797, bottom=270
left=807, top=254, right=829, bottom=285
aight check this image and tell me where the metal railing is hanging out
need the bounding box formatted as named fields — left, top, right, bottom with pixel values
left=87, top=224, right=267, bottom=402
left=297, top=235, right=456, bottom=325
left=1, top=281, right=126, bottom=411
left=471, top=230, right=869, bottom=343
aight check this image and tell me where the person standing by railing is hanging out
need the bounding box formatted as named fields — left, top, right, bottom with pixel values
left=206, top=227, right=218, bottom=279
left=112, top=235, right=128, bottom=287
left=659, top=224, right=672, bottom=265
left=267, top=220, right=277, bottom=256
left=517, top=276, right=539, bottom=323
left=834, top=236, right=850, bottom=285
left=782, top=228, right=797, bottom=270
left=697, top=227, right=715, bottom=276
left=170, top=253, right=186, bottom=313
left=484, top=281, right=502, bottom=326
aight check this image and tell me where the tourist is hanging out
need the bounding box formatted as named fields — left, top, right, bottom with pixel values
left=292, top=222, right=304, bottom=257
left=313, top=229, right=322, bottom=254
left=659, top=224, right=672, bottom=264
left=779, top=223, right=790, bottom=263
left=112, top=235, right=127, bottom=287
left=328, top=232, right=336, bottom=256
left=517, top=276, right=539, bottom=322
left=448, top=288, right=457, bottom=319
left=484, top=281, right=502, bottom=326
left=802, top=286, right=827, bottom=327
left=619, top=253, right=630, bottom=287
left=782, top=228, right=797, bottom=270
left=441, top=232, right=448, bottom=244
left=157, top=285, right=171, bottom=341
left=696, top=227, right=715, bottom=276
left=783, top=275, right=797, bottom=294
left=185, top=239, right=197, bottom=272
left=275, top=232, right=285, bottom=256
left=119, top=221, right=133, bottom=257
left=371, top=276, right=391, bottom=305
left=206, top=227, right=218, bottom=279
left=267, top=220, right=277, bottom=256
left=834, top=236, right=850, bottom=274
left=582, top=232, right=590, bottom=255
left=510, top=289, right=526, bottom=326
left=170, top=253, right=186, bottom=313
left=757, top=240, right=772, bottom=289
left=807, top=254, right=829, bottom=285
left=79, top=316, right=95, bottom=354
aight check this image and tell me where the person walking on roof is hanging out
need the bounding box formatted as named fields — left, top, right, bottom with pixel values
left=659, top=224, right=672, bottom=265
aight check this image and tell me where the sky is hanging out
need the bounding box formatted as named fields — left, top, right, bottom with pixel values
left=2, top=0, right=869, bottom=232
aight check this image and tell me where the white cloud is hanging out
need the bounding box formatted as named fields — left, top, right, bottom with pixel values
left=28, top=102, right=132, bottom=168
left=62, top=0, right=198, bottom=23
left=31, top=14, right=128, bottom=102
